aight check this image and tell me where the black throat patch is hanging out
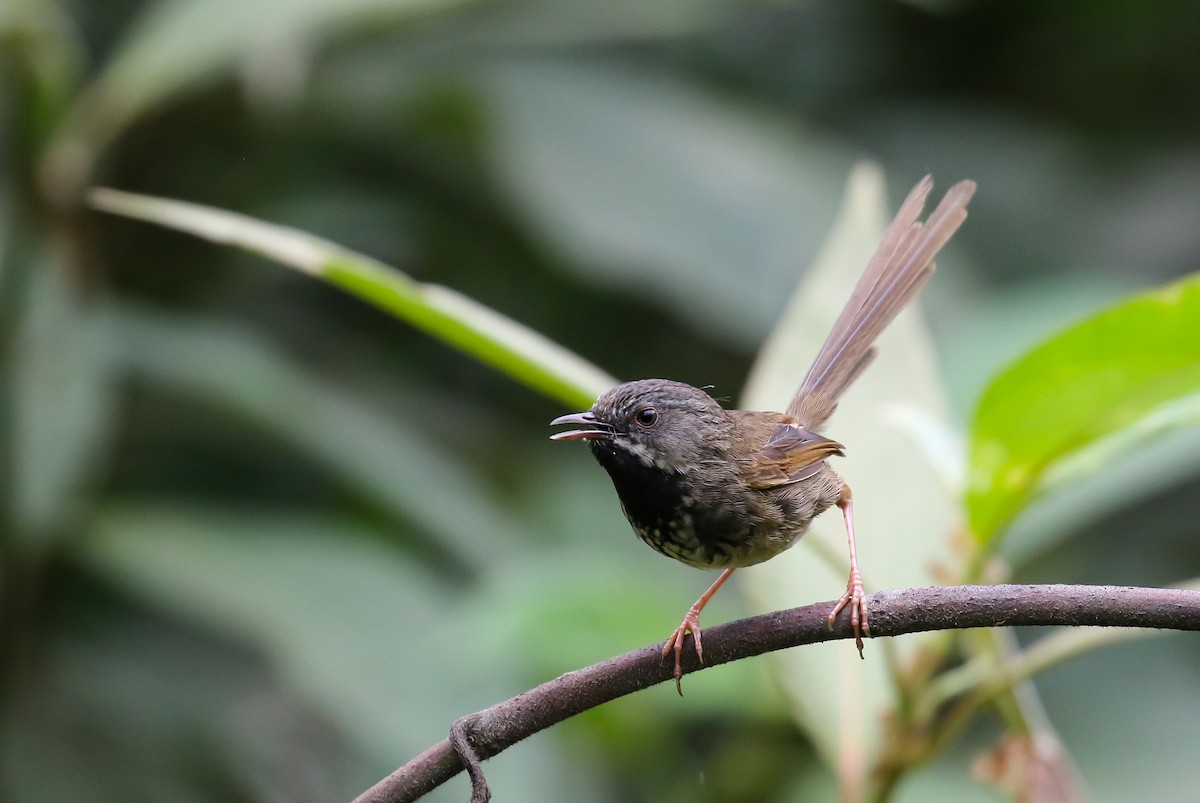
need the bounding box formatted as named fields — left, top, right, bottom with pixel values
left=588, top=440, right=743, bottom=567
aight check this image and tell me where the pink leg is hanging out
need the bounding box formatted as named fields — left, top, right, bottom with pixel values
left=662, top=567, right=735, bottom=695
left=827, top=485, right=869, bottom=656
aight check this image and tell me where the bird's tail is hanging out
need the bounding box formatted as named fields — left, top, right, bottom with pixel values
left=787, top=176, right=976, bottom=429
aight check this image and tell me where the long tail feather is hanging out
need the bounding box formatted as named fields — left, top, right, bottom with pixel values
left=787, top=176, right=976, bottom=428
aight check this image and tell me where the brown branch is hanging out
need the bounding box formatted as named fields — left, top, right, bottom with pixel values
left=352, top=584, right=1200, bottom=803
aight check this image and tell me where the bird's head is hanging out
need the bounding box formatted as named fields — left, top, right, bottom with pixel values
left=550, top=379, right=730, bottom=472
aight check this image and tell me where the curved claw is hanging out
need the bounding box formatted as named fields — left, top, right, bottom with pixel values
left=660, top=568, right=735, bottom=695
left=828, top=568, right=869, bottom=657
left=662, top=610, right=703, bottom=695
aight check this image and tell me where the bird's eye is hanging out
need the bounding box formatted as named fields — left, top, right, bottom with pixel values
left=634, top=406, right=659, bottom=428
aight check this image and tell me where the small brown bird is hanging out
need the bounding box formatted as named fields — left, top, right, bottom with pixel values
left=551, top=176, right=975, bottom=693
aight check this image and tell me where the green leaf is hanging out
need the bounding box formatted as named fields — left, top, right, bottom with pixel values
left=78, top=503, right=605, bottom=802
left=0, top=0, right=87, bottom=141
left=1028, top=628, right=1200, bottom=802
left=66, top=0, right=473, bottom=147
left=436, top=0, right=722, bottom=48
left=739, top=164, right=961, bottom=770
left=110, top=304, right=520, bottom=567
left=483, top=59, right=853, bottom=345
left=967, top=272, right=1200, bottom=543
left=88, top=188, right=614, bottom=409
left=10, top=260, right=117, bottom=547
left=77, top=503, right=499, bottom=762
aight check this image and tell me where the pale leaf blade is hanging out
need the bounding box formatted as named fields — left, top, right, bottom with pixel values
left=89, top=187, right=614, bottom=409
left=741, top=164, right=961, bottom=771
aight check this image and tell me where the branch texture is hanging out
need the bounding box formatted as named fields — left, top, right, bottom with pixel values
left=353, top=584, right=1200, bottom=803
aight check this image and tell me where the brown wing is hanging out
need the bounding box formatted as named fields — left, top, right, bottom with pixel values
left=740, top=421, right=845, bottom=489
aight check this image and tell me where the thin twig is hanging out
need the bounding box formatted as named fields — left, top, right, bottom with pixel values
left=447, top=717, right=489, bottom=803
left=353, top=584, right=1200, bottom=803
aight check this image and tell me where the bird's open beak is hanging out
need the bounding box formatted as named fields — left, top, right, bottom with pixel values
left=549, top=411, right=613, bottom=441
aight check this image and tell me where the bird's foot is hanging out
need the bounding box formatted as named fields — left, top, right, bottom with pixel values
left=662, top=608, right=704, bottom=696
left=828, top=569, right=869, bottom=657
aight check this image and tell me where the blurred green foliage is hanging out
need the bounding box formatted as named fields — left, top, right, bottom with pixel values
left=3, top=1, right=1200, bottom=802
left=968, top=273, right=1200, bottom=543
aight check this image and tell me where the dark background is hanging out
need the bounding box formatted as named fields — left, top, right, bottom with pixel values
left=3, top=1, right=1199, bottom=800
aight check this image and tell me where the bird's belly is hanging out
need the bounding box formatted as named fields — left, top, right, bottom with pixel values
left=625, top=493, right=811, bottom=571
left=674, top=470, right=844, bottom=570
left=628, top=513, right=768, bottom=570
left=594, top=443, right=842, bottom=571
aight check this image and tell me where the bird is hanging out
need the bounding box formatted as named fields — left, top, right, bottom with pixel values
left=550, top=176, right=976, bottom=693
